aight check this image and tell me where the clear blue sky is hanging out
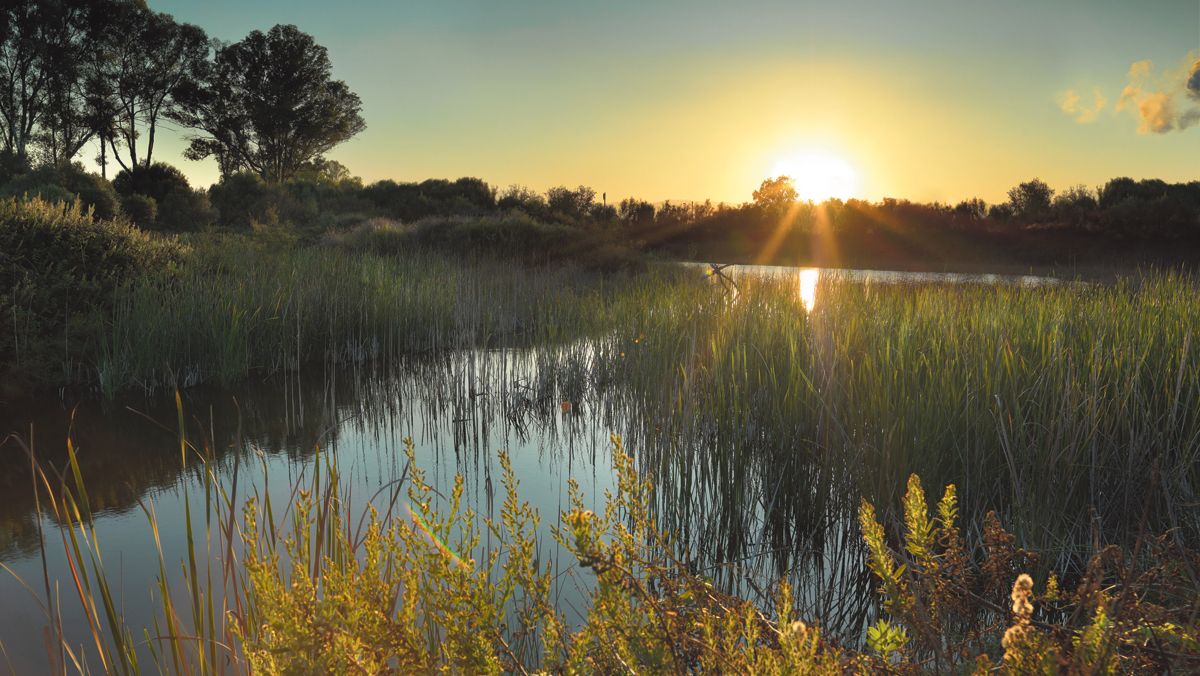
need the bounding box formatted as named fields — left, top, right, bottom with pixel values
left=139, top=0, right=1199, bottom=204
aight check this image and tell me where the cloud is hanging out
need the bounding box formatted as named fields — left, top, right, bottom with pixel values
left=1128, top=60, right=1153, bottom=78
left=1058, top=87, right=1105, bottom=123
left=1108, top=53, right=1200, bottom=134
left=1134, top=91, right=1176, bottom=133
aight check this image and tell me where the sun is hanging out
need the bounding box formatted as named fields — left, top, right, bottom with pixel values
left=770, top=152, right=858, bottom=202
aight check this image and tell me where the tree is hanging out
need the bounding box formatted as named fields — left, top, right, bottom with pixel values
left=953, top=198, right=988, bottom=221
left=0, top=1, right=92, bottom=162
left=171, top=24, right=366, bottom=183
left=546, top=185, right=596, bottom=222
left=618, top=198, right=655, bottom=227
left=100, top=3, right=208, bottom=172
left=752, top=176, right=798, bottom=209
left=1006, top=179, right=1054, bottom=222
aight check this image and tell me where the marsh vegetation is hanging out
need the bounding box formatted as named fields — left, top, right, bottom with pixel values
left=3, top=212, right=1200, bottom=670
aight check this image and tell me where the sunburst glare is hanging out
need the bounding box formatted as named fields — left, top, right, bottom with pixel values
left=771, top=152, right=858, bottom=202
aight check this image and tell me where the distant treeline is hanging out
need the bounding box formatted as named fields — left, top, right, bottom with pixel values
left=6, top=151, right=1200, bottom=268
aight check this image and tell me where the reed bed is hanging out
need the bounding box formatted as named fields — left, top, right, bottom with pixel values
left=90, top=239, right=1200, bottom=559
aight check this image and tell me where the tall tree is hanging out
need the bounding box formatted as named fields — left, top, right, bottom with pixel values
left=171, top=24, right=365, bottom=182
left=0, top=1, right=60, bottom=162
left=101, top=3, right=207, bottom=172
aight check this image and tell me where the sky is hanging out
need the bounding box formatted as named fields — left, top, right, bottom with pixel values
left=129, top=0, right=1199, bottom=204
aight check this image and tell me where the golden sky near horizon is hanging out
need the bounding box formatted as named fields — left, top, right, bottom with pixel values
left=131, top=1, right=1200, bottom=204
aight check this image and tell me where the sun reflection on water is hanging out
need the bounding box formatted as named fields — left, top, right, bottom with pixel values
left=798, top=268, right=819, bottom=312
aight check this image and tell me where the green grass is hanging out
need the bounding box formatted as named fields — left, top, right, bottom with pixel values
left=85, top=237, right=1200, bottom=556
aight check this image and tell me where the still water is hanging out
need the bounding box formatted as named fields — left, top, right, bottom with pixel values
left=0, top=265, right=1066, bottom=670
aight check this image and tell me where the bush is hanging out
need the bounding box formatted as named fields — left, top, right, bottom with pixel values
left=121, top=194, right=158, bottom=228
left=1, top=164, right=121, bottom=220
left=157, top=188, right=216, bottom=231
left=0, top=197, right=185, bottom=387
left=0, top=150, right=30, bottom=186
left=112, top=163, right=191, bottom=203
left=113, top=164, right=214, bottom=231
left=363, top=177, right=497, bottom=222
left=209, top=173, right=279, bottom=229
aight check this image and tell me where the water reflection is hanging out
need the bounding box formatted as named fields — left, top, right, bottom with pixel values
left=798, top=268, right=819, bottom=312
left=0, top=348, right=874, bottom=671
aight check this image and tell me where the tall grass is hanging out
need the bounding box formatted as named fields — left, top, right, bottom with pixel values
left=95, top=236, right=647, bottom=395
left=11, top=428, right=1199, bottom=673
left=577, top=271, right=1200, bottom=559
left=88, top=240, right=1200, bottom=557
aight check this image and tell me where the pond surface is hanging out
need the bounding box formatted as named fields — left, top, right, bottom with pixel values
left=0, top=265, right=1100, bottom=670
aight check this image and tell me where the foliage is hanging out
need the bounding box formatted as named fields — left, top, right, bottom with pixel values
left=171, top=24, right=366, bottom=182
left=112, top=163, right=192, bottom=203
left=753, top=175, right=799, bottom=209
left=546, top=185, right=597, bottom=223
left=363, top=177, right=496, bottom=221
left=1007, top=178, right=1055, bottom=222
left=0, top=197, right=184, bottom=386
left=1, top=163, right=121, bottom=220
left=114, top=163, right=215, bottom=231
left=119, top=193, right=157, bottom=227
left=859, top=474, right=1200, bottom=673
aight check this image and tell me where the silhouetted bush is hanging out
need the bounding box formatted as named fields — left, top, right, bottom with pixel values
left=209, top=173, right=280, bottom=229
left=0, top=151, right=30, bottom=186
left=111, top=163, right=214, bottom=231
left=113, top=164, right=191, bottom=203
left=1, top=164, right=121, bottom=220
left=497, top=185, right=548, bottom=219
left=121, top=193, right=158, bottom=228
left=546, top=185, right=595, bottom=223
left=157, top=188, right=216, bottom=231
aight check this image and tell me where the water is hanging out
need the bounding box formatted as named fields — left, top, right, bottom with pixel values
left=0, top=265, right=1088, bottom=670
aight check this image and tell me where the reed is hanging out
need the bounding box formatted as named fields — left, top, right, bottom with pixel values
left=91, top=238, right=1200, bottom=556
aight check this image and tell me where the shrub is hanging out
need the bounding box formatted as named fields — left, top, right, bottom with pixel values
left=860, top=474, right=1200, bottom=672
left=112, top=164, right=215, bottom=231
left=156, top=188, right=216, bottom=231
left=1, top=164, right=121, bottom=220
left=0, top=197, right=185, bottom=387
left=121, top=193, right=158, bottom=228
left=209, top=172, right=278, bottom=229
left=112, top=163, right=192, bottom=203
left=0, top=150, right=30, bottom=186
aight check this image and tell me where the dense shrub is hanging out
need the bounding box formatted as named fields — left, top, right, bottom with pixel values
left=363, top=177, right=496, bottom=221
left=0, top=164, right=121, bottom=220
left=121, top=193, right=158, bottom=227
left=112, top=164, right=215, bottom=231
left=0, top=150, right=30, bottom=186
left=156, top=188, right=216, bottom=231
left=112, top=163, right=192, bottom=203
left=0, top=198, right=185, bottom=388
left=208, top=172, right=279, bottom=229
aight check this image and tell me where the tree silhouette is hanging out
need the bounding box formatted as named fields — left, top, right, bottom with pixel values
left=99, top=4, right=208, bottom=171
left=1006, top=178, right=1054, bottom=222
left=753, top=176, right=798, bottom=209
left=171, top=24, right=366, bottom=182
